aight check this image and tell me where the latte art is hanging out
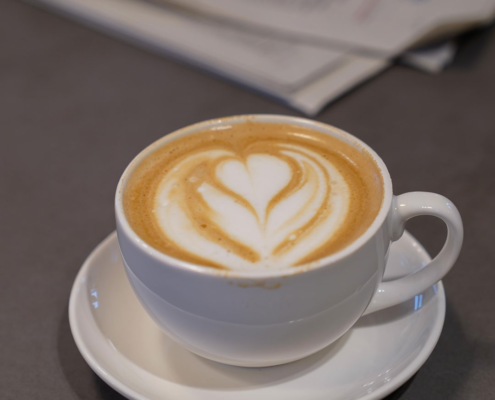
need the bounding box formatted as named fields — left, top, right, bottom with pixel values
left=155, top=144, right=349, bottom=270
left=123, top=122, right=384, bottom=270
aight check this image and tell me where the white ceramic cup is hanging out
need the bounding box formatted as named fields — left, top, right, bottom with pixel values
left=115, top=115, right=463, bottom=367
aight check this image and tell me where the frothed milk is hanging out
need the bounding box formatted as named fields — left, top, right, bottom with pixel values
left=123, top=121, right=383, bottom=270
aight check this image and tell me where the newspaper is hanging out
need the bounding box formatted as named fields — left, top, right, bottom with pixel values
left=162, top=0, right=495, bottom=56
left=401, top=41, right=457, bottom=74
left=26, top=0, right=494, bottom=114
left=28, top=0, right=389, bottom=114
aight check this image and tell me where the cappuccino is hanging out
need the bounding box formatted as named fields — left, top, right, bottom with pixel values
left=123, top=121, right=383, bottom=270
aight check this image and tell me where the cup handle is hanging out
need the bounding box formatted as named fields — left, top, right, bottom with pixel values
left=363, top=192, right=463, bottom=315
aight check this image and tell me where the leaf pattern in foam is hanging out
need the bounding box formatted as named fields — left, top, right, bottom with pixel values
left=271, top=146, right=349, bottom=265
left=265, top=150, right=328, bottom=253
left=160, top=200, right=255, bottom=270
left=215, top=154, right=292, bottom=225
left=197, top=182, right=264, bottom=256
left=154, top=145, right=349, bottom=269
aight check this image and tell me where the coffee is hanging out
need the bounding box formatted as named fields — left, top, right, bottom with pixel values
left=123, top=121, right=383, bottom=270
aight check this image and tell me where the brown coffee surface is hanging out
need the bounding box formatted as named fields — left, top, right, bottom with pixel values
left=123, top=121, right=384, bottom=270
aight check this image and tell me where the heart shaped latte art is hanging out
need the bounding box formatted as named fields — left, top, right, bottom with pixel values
left=154, top=143, right=349, bottom=270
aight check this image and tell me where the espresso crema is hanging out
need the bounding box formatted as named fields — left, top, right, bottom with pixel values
left=123, top=122, right=384, bottom=270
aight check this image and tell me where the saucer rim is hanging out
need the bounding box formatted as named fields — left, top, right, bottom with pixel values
left=69, top=231, right=446, bottom=400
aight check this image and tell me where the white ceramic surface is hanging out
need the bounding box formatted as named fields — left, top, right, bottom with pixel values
left=69, top=231, right=445, bottom=400
left=115, top=115, right=462, bottom=366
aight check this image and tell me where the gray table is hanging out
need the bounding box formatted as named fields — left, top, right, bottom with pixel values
left=2, top=1, right=494, bottom=399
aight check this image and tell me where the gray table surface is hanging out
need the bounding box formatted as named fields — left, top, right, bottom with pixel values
left=2, top=1, right=495, bottom=399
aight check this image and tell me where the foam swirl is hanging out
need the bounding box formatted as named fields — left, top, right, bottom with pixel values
left=153, top=143, right=349, bottom=270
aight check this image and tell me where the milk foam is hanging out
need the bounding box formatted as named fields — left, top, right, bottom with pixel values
left=154, top=143, right=350, bottom=270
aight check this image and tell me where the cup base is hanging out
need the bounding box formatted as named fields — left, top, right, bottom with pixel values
left=69, top=230, right=445, bottom=400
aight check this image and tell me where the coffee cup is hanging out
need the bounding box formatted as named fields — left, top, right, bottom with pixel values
left=115, top=115, right=463, bottom=367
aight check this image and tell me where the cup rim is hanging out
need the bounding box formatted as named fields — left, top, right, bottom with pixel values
left=115, top=114, right=393, bottom=279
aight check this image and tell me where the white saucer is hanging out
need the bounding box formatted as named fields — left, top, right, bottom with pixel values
left=69, top=231, right=445, bottom=400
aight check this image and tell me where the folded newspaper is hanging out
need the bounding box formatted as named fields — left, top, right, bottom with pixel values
left=28, top=0, right=495, bottom=115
